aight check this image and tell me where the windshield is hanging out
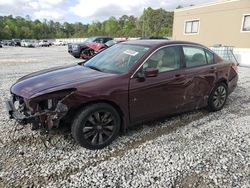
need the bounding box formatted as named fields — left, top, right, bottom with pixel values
left=85, top=37, right=96, bottom=43
left=84, top=43, right=149, bottom=74
left=105, top=40, right=116, bottom=47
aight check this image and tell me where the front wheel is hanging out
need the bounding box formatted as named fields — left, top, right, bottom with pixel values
left=208, top=82, right=228, bottom=111
left=80, top=48, right=95, bottom=59
left=71, top=103, right=121, bottom=149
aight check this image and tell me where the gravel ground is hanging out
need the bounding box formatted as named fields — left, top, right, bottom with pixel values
left=0, top=46, right=249, bottom=188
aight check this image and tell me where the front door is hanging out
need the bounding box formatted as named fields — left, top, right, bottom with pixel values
left=129, top=46, right=192, bottom=123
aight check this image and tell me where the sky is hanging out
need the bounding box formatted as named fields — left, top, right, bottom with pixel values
left=0, top=0, right=218, bottom=23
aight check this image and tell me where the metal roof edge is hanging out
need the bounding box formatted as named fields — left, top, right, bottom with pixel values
left=174, top=0, right=240, bottom=13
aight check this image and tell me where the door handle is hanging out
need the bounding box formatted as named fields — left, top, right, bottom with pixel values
left=209, top=67, right=217, bottom=73
left=210, top=67, right=217, bottom=70
left=175, top=74, right=183, bottom=78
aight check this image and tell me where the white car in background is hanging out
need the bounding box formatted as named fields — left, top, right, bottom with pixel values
left=38, top=40, right=50, bottom=47
left=21, top=39, right=37, bottom=47
left=53, top=40, right=66, bottom=46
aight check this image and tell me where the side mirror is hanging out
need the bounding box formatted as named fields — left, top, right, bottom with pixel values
left=144, top=68, right=159, bottom=77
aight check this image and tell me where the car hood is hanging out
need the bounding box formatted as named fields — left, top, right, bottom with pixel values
left=87, top=43, right=106, bottom=51
left=11, top=65, right=115, bottom=99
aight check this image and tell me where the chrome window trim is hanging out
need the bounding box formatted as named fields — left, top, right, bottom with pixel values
left=130, top=43, right=212, bottom=78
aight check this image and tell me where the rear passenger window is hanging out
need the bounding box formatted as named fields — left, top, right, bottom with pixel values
left=183, top=46, right=207, bottom=67
left=95, top=38, right=104, bottom=43
left=205, top=50, right=214, bottom=64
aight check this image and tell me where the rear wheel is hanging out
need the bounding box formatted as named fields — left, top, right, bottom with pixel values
left=208, top=82, right=228, bottom=111
left=71, top=103, right=121, bottom=149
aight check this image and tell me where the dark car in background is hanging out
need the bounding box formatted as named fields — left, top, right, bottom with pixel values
left=12, top=39, right=21, bottom=46
left=1, top=39, right=21, bottom=46
left=5, top=40, right=238, bottom=149
left=68, top=36, right=113, bottom=58
left=3, top=40, right=15, bottom=46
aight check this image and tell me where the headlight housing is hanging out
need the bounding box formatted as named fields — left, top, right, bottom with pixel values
left=38, top=98, right=58, bottom=111
left=28, top=88, right=76, bottom=112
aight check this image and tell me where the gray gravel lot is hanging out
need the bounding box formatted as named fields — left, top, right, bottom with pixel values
left=0, top=46, right=249, bottom=187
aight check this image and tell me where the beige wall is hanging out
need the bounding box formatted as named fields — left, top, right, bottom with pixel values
left=173, top=0, right=250, bottom=48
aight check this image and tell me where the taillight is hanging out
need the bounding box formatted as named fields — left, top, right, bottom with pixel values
left=231, top=64, right=238, bottom=73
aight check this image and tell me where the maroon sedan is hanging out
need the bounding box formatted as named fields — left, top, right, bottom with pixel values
left=5, top=40, right=238, bottom=149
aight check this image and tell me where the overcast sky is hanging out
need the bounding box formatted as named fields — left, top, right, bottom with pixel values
left=0, top=0, right=218, bottom=23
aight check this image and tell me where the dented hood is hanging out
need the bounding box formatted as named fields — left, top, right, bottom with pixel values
left=11, top=65, right=114, bottom=99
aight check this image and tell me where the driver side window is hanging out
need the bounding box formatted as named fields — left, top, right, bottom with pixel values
left=143, top=46, right=181, bottom=73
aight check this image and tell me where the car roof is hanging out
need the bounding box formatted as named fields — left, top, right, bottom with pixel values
left=92, top=36, right=113, bottom=39
left=122, top=40, right=204, bottom=48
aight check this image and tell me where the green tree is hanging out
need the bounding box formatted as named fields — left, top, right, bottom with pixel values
left=0, top=8, right=174, bottom=39
left=104, top=17, right=118, bottom=36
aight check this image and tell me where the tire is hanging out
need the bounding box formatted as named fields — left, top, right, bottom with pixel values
left=208, top=82, right=228, bottom=111
left=80, top=48, right=94, bottom=59
left=71, top=103, right=121, bottom=149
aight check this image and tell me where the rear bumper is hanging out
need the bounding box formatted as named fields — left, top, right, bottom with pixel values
left=228, top=74, right=238, bottom=94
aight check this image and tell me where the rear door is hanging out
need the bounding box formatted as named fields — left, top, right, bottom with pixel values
left=182, top=45, right=217, bottom=109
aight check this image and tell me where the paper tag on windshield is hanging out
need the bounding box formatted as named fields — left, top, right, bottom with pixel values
left=124, top=50, right=138, bottom=56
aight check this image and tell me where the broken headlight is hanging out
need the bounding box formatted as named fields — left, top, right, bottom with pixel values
left=39, top=98, right=58, bottom=111
left=47, top=99, right=53, bottom=110
left=30, top=88, right=76, bottom=112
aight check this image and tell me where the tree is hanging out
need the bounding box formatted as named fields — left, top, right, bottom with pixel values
left=0, top=8, right=174, bottom=39
left=139, top=7, right=173, bottom=37
left=104, top=17, right=119, bottom=36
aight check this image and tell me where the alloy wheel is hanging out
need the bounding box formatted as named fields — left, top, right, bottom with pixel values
left=212, top=85, right=227, bottom=108
left=82, top=111, right=115, bottom=146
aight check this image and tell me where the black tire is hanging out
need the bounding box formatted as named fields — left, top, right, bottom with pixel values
left=71, top=103, right=121, bottom=149
left=80, top=48, right=94, bottom=59
left=208, top=82, right=228, bottom=111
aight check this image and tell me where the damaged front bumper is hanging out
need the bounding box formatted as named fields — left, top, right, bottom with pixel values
left=5, top=99, right=29, bottom=124
left=4, top=99, right=68, bottom=129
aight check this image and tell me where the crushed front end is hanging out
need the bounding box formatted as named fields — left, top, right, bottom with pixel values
left=4, top=90, right=74, bottom=130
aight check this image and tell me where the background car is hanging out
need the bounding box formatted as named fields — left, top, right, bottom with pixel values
left=3, top=40, right=15, bottom=46
left=48, top=40, right=54, bottom=46
left=21, top=39, right=37, bottom=47
left=5, top=40, right=238, bottom=149
left=38, top=40, right=50, bottom=47
left=80, top=39, right=126, bottom=59
left=68, top=36, right=113, bottom=58
left=54, top=40, right=66, bottom=46
left=12, top=39, right=21, bottom=46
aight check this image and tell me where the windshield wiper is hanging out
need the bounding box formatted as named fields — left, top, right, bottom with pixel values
left=85, top=65, right=103, bottom=72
